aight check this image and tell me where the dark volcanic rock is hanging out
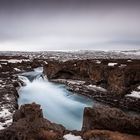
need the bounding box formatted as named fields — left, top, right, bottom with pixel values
left=108, top=64, right=140, bottom=95
left=0, top=54, right=140, bottom=139
left=82, top=105, right=140, bottom=135
left=0, top=103, right=65, bottom=140
left=13, top=103, right=43, bottom=122
left=44, top=59, right=140, bottom=112
left=83, top=130, right=140, bottom=140
left=44, top=59, right=140, bottom=95
left=0, top=56, right=47, bottom=130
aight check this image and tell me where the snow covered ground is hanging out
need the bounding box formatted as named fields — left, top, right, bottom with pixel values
left=108, top=63, right=118, bottom=66
left=0, top=107, right=13, bottom=130
left=14, top=68, right=21, bottom=72
left=121, top=50, right=140, bottom=56
left=87, top=85, right=107, bottom=92
left=63, top=134, right=83, bottom=140
left=126, top=86, right=140, bottom=99
left=0, top=59, right=30, bottom=63
left=0, top=50, right=140, bottom=61
left=126, top=91, right=140, bottom=99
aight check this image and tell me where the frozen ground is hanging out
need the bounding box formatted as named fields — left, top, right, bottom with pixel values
left=0, top=50, right=140, bottom=61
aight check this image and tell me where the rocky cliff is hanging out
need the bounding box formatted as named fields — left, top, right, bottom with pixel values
left=44, top=59, right=140, bottom=95
left=0, top=103, right=140, bottom=140
left=0, top=53, right=140, bottom=140
left=44, top=59, right=140, bottom=112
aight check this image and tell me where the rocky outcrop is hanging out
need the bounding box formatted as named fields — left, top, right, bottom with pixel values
left=0, top=54, right=140, bottom=139
left=0, top=56, right=48, bottom=130
left=44, top=59, right=140, bottom=95
left=44, top=59, right=140, bottom=112
left=83, top=130, right=140, bottom=140
left=0, top=103, right=65, bottom=140
left=1, top=103, right=139, bottom=140
left=82, top=105, right=140, bottom=135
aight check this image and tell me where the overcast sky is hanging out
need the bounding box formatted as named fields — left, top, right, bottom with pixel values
left=0, top=0, right=140, bottom=51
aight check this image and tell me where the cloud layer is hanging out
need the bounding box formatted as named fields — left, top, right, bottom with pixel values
left=0, top=0, right=140, bottom=51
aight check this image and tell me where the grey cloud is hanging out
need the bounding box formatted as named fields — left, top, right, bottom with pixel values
left=0, top=0, right=140, bottom=51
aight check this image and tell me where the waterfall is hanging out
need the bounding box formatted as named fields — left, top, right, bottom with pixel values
left=18, top=75, right=31, bottom=85
left=18, top=67, right=93, bottom=130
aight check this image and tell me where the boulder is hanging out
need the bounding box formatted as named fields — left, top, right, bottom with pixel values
left=82, top=105, right=140, bottom=135
left=0, top=103, right=65, bottom=140
left=83, top=130, right=140, bottom=140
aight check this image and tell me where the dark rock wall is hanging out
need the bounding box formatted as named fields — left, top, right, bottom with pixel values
left=82, top=106, right=140, bottom=135
left=44, top=59, right=140, bottom=95
left=0, top=103, right=65, bottom=140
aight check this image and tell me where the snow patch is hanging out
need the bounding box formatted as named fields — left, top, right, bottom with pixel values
left=34, top=67, right=43, bottom=73
left=87, top=85, right=107, bottom=92
left=137, top=86, right=140, bottom=90
left=0, top=108, right=12, bottom=118
left=52, top=79, right=86, bottom=85
left=119, top=64, right=127, bottom=68
left=0, top=84, right=5, bottom=88
left=127, top=60, right=132, bottom=62
left=44, top=61, right=48, bottom=65
left=126, top=91, right=140, bottom=99
left=4, top=94, right=11, bottom=101
left=0, top=119, right=12, bottom=130
left=67, top=80, right=86, bottom=85
left=63, top=134, right=83, bottom=140
left=14, top=68, right=21, bottom=72
left=122, top=51, right=140, bottom=56
left=0, top=107, right=13, bottom=130
left=0, top=125, right=4, bottom=130
left=1, top=62, right=7, bottom=65
left=108, top=63, right=117, bottom=66
left=96, top=60, right=101, bottom=64
left=0, top=59, right=30, bottom=63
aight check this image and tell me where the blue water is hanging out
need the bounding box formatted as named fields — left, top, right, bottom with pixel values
left=18, top=67, right=93, bottom=130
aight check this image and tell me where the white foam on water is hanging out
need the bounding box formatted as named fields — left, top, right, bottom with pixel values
left=18, top=69, right=93, bottom=130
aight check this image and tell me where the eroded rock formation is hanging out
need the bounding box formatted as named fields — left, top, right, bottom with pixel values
left=44, top=59, right=140, bottom=95
left=1, top=103, right=139, bottom=140
left=0, top=53, right=140, bottom=140
left=0, top=103, right=65, bottom=140
left=44, top=59, right=140, bottom=112
left=83, top=130, right=140, bottom=140
left=82, top=105, right=140, bottom=135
